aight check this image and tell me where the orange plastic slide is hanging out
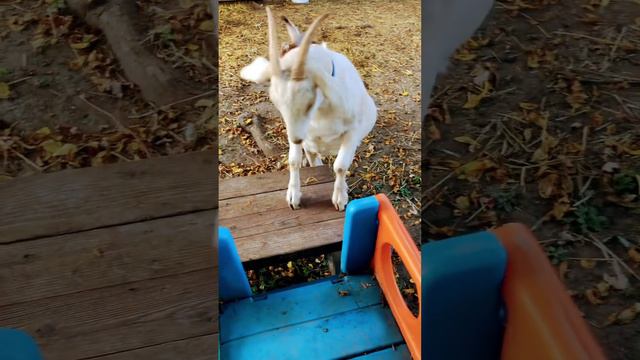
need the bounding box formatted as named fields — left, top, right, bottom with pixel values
left=494, top=223, right=607, bottom=360
left=372, top=194, right=421, bottom=360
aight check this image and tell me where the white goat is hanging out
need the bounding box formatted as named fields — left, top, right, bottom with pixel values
left=240, top=8, right=376, bottom=211
left=422, top=0, right=495, bottom=115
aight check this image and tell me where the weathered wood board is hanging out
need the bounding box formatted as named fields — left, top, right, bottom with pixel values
left=219, top=166, right=345, bottom=262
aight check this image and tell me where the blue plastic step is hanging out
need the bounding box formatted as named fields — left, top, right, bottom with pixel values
left=220, top=275, right=405, bottom=360
left=352, top=344, right=410, bottom=359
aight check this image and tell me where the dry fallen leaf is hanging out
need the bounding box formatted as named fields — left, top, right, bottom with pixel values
left=531, top=131, right=558, bottom=163
left=455, top=196, right=470, bottom=211
left=456, top=159, right=496, bottom=182
left=304, top=177, right=318, bottom=185
left=463, top=82, right=492, bottom=109
left=454, top=136, right=480, bottom=151
left=558, top=261, right=569, bottom=280
left=538, top=173, right=559, bottom=199
left=596, top=281, right=610, bottom=297
left=454, top=48, right=477, bottom=61
left=199, top=20, right=215, bottom=32
left=629, top=247, right=640, bottom=263
left=549, top=196, right=572, bottom=220
left=519, top=102, right=538, bottom=110
left=566, top=80, right=589, bottom=111
left=527, top=52, right=541, bottom=68
left=429, top=226, right=456, bottom=236
left=616, top=303, right=640, bottom=324
left=523, top=128, right=533, bottom=142
left=580, top=259, right=596, bottom=269
left=53, top=143, right=77, bottom=157
left=605, top=303, right=640, bottom=326
left=428, top=122, right=441, bottom=140
left=585, top=288, right=604, bottom=305
left=195, top=99, right=214, bottom=108
left=41, top=139, right=62, bottom=155
left=0, top=82, right=10, bottom=99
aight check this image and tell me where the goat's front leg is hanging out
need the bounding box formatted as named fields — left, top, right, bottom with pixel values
left=287, top=142, right=303, bottom=209
left=332, top=137, right=358, bottom=211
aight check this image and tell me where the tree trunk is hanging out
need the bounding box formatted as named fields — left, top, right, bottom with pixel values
left=67, top=0, right=193, bottom=107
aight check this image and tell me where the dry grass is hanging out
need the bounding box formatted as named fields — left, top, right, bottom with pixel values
left=219, top=0, right=420, bottom=92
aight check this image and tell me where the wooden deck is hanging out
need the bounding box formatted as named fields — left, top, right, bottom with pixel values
left=219, top=166, right=345, bottom=263
left=0, top=151, right=218, bottom=360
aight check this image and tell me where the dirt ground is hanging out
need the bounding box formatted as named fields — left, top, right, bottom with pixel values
left=218, top=0, right=421, bottom=296
left=0, top=0, right=216, bottom=180
left=424, top=1, right=640, bottom=358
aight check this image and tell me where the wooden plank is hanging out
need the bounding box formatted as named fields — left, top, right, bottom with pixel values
left=0, top=150, right=216, bottom=243
left=219, top=182, right=343, bottom=239
left=0, top=210, right=216, bottom=307
left=235, top=218, right=344, bottom=262
left=219, top=166, right=343, bottom=261
left=94, top=334, right=218, bottom=360
left=0, top=269, right=218, bottom=360
left=218, top=166, right=334, bottom=200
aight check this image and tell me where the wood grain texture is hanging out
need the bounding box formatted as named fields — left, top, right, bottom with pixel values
left=94, top=334, right=217, bottom=360
left=234, top=218, right=344, bottom=262
left=219, top=166, right=345, bottom=262
left=0, top=210, right=216, bottom=307
left=0, top=150, right=216, bottom=243
left=219, top=165, right=334, bottom=200
left=0, top=269, right=218, bottom=360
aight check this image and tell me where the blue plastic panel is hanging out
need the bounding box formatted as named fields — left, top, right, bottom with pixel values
left=341, top=196, right=380, bottom=274
left=221, top=306, right=403, bottom=360
left=218, top=227, right=252, bottom=302
left=220, top=275, right=404, bottom=360
left=0, top=328, right=43, bottom=360
left=422, top=231, right=507, bottom=360
left=353, top=344, right=410, bottom=359
left=220, top=275, right=381, bottom=343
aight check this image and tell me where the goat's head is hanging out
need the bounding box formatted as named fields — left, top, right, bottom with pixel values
left=240, top=7, right=328, bottom=144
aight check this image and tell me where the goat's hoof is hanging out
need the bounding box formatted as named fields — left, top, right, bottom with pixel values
left=332, top=191, right=348, bottom=212
left=287, top=187, right=301, bottom=210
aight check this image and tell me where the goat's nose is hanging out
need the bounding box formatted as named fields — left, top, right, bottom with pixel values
left=292, top=138, right=303, bottom=145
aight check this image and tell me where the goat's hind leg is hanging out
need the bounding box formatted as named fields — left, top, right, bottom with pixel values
left=303, top=144, right=323, bottom=167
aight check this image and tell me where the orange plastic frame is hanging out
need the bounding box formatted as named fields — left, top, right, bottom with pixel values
left=493, top=223, right=606, bottom=360
left=372, top=194, right=421, bottom=360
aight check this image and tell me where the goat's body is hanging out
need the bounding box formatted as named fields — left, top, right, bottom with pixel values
left=298, top=46, right=376, bottom=158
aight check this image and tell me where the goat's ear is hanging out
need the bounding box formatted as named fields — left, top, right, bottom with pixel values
left=282, top=16, right=302, bottom=45
left=240, top=57, right=272, bottom=84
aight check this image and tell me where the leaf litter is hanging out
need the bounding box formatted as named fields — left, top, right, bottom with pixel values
left=424, top=1, right=640, bottom=356
left=0, top=1, right=217, bottom=179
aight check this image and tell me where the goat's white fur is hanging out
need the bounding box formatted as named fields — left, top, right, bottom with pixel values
left=240, top=9, right=376, bottom=211
left=422, top=0, right=495, bottom=115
